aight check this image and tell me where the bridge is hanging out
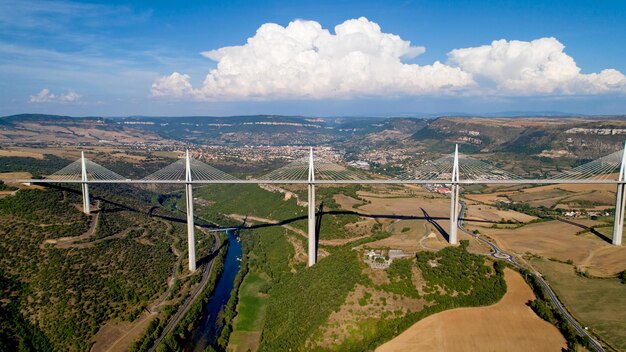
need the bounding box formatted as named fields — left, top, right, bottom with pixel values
left=6, top=144, right=626, bottom=271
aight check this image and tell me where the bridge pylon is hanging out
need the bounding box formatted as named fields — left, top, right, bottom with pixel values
left=81, top=152, right=90, bottom=214
left=612, top=143, right=626, bottom=246
left=185, top=150, right=197, bottom=271
left=449, top=145, right=460, bottom=245
left=308, top=148, right=317, bottom=267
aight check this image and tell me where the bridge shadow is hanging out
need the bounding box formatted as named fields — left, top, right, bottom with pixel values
left=556, top=218, right=613, bottom=244
left=421, top=207, right=450, bottom=242
left=38, top=182, right=494, bottom=242
left=229, top=207, right=494, bottom=237
left=40, top=183, right=219, bottom=229
left=196, top=236, right=228, bottom=267
left=315, top=203, right=324, bottom=252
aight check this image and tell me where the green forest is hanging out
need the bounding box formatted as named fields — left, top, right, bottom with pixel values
left=0, top=185, right=189, bottom=351
left=226, top=230, right=508, bottom=352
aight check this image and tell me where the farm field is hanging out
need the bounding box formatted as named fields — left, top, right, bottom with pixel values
left=0, top=172, right=33, bottom=180
left=467, top=220, right=626, bottom=276
left=329, top=186, right=500, bottom=254
left=228, top=271, right=270, bottom=352
left=465, top=183, right=617, bottom=209
left=531, top=258, right=626, bottom=351
left=463, top=202, right=537, bottom=223
left=0, top=149, right=44, bottom=159
left=376, top=269, right=566, bottom=352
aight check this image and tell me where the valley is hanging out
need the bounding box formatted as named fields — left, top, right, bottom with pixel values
left=1, top=113, right=625, bottom=352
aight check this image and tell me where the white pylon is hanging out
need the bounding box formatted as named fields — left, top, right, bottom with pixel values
left=308, top=147, right=317, bottom=267
left=449, top=145, right=460, bottom=245
left=185, top=150, right=197, bottom=271
left=612, top=142, right=626, bottom=246
left=80, top=151, right=90, bottom=214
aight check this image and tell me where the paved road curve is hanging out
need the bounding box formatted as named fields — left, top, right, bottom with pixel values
left=457, top=201, right=605, bottom=352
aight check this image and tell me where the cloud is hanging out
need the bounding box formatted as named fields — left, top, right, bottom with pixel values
left=152, top=18, right=626, bottom=100
left=29, top=88, right=81, bottom=103
left=151, top=72, right=194, bottom=97
left=152, top=17, right=473, bottom=99
left=58, top=90, right=81, bottom=102
left=447, top=37, right=626, bottom=95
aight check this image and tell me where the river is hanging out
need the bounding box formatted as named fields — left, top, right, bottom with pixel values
left=186, top=230, right=242, bottom=351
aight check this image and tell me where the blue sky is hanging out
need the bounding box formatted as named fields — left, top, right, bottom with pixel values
left=1, top=0, right=626, bottom=116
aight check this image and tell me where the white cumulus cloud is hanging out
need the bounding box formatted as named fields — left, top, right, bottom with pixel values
left=29, top=88, right=82, bottom=103
left=29, top=88, right=56, bottom=102
left=151, top=72, right=194, bottom=97
left=447, top=37, right=626, bottom=95
left=151, top=18, right=626, bottom=100
left=151, top=17, right=473, bottom=100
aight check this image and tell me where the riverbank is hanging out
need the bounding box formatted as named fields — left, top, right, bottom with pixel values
left=186, top=231, right=242, bottom=351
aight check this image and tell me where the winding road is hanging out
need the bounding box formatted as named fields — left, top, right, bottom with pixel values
left=149, top=231, right=221, bottom=352
left=457, top=201, right=605, bottom=352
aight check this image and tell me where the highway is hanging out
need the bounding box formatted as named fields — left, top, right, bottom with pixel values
left=456, top=201, right=605, bottom=352
left=149, top=232, right=221, bottom=352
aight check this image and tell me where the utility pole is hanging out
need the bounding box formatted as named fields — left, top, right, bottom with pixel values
left=308, top=147, right=317, bottom=266
left=612, top=142, right=626, bottom=246
left=185, top=150, right=197, bottom=271
left=81, top=151, right=90, bottom=214
left=449, top=145, right=460, bottom=245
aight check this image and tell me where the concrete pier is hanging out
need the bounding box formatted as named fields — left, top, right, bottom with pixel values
left=449, top=145, right=460, bottom=245
left=613, top=144, right=626, bottom=246
left=81, top=152, right=90, bottom=214
left=308, top=148, right=317, bottom=267
left=185, top=150, right=196, bottom=271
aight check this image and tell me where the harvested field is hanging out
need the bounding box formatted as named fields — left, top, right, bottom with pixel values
left=468, top=220, right=626, bottom=276
left=0, top=172, right=33, bottom=180
left=364, top=219, right=427, bottom=252
left=558, top=190, right=615, bottom=206
left=584, top=246, right=626, bottom=277
left=524, top=183, right=617, bottom=193
left=557, top=204, right=614, bottom=211
left=464, top=193, right=508, bottom=204
left=0, top=149, right=44, bottom=159
left=465, top=183, right=618, bottom=208
left=526, top=196, right=570, bottom=208
left=358, top=194, right=450, bottom=218
left=365, top=220, right=490, bottom=255
left=464, top=203, right=537, bottom=223
left=509, top=188, right=573, bottom=202
left=376, top=269, right=566, bottom=352
left=334, top=194, right=364, bottom=209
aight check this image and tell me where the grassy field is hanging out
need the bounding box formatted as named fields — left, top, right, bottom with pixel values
left=228, top=271, right=270, bottom=352
left=531, top=258, right=626, bottom=351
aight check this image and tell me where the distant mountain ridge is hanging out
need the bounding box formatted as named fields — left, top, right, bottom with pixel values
left=2, top=113, right=626, bottom=158
left=410, top=116, right=626, bottom=157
